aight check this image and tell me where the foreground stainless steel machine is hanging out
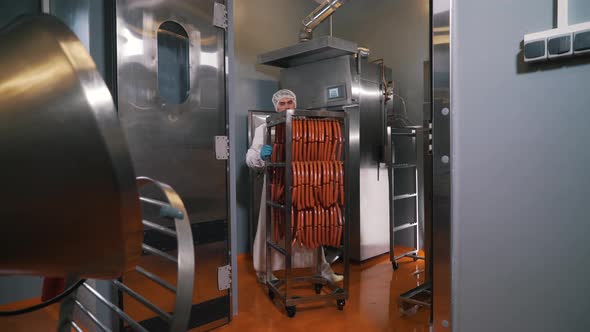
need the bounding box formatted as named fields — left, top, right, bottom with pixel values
left=0, top=14, right=142, bottom=279
left=116, top=0, right=232, bottom=329
left=259, top=36, right=393, bottom=261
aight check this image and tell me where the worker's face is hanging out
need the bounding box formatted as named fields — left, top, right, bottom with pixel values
left=276, top=97, right=295, bottom=112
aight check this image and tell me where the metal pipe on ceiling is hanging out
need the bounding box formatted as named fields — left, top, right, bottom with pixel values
left=300, top=0, right=346, bottom=42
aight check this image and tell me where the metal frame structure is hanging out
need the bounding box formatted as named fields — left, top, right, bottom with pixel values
left=388, top=126, right=425, bottom=271
left=264, top=109, right=350, bottom=317
left=248, top=110, right=276, bottom=249
left=431, top=0, right=452, bottom=330
left=57, top=177, right=195, bottom=332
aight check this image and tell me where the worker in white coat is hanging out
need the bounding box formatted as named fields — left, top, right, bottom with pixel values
left=246, top=89, right=343, bottom=284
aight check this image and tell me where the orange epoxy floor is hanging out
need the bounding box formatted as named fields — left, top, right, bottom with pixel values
left=218, top=252, right=429, bottom=332
left=0, top=249, right=430, bottom=332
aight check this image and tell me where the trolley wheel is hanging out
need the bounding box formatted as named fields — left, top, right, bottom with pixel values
left=337, top=299, right=346, bottom=310
left=392, top=261, right=399, bottom=271
left=314, top=283, right=323, bottom=294
left=286, top=306, right=296, bottom=318
left=268, top=289, right=275, bottom=300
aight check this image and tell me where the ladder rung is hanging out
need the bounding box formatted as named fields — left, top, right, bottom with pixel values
left=393, top=193, right=417, bottom=201
left=391, top=132, right=416, bottom=137
left=70, top=321, right=84, bottom=332
left=142, top=220, right=177, bottom=238
left=267, top=201, right=286, bottom=209
left=140, top=197, right=170, bottom=208
left=82, top=283, right=149, bottom=332
left=142, top=244, right=178, bottom=264
left=266, top=162, right=286, bottom=167
left=112, top=280, right=172, bottom=322
left=266, top=240, right=287, bottom=256
left=74, top=300, right=113, bottom=332
left=393, top=222, right=418, bottom=232
left=393, top=163, right=416, bottom=169
left=135, top=266, right=177, bottom=293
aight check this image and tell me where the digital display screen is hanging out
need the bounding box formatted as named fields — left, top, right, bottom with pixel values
left=327, top=85, right=345, bottom=100
left=328, top=87, right=340, bottom=99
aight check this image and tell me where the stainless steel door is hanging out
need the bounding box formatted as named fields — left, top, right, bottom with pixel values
left=116, top=0, right=229, bottom=330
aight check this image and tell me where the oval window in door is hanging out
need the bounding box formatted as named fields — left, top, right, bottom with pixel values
left=157, top=21, right=190, bottom=104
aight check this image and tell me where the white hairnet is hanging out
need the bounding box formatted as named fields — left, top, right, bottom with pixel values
left=272, top=89, right=297, bottom=111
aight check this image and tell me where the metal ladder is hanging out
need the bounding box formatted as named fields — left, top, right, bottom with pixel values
left=57, top=177, right=195, bottom=332
left=388, top=127, right=425, bottom=271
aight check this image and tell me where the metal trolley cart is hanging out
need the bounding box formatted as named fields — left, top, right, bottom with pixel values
left=264, top=109, right=350, bottom=318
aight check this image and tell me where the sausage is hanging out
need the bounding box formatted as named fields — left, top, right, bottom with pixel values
left=317, top=208, right=322, bottom=246
left=329, top=121, right=335, bottom=160
left=301, top=120, right=306, bottom=162
left=303, top=162, right=310, bottom=209
left=303, top=119, right=309, bottom=160
left=335, top=205, right=343, bottom=247
left=298, top=119, right=303, bottom=162
left=309, top=162, right=314, bottom=208
left=310, top=162, right=317, bottom=205
left=332, top=162, right=339, bottom=205
left=333, top=205, right=339, bottom=247
left=325, top=119, right=331, bottom=161
left=322, top=120, right=328, bottom=161
left=292, top=162, right=298, bottom=206
left=301, top=162, right=307, bottom=209
left=301, top=120, right=309, bottom=161
left=319, top=208, right=324, bottom=246
left=313, top=119, right=319, bottom=161
left=309, top=120, right=314, bottom=161
left=335, top=121, right=342, bottom=161
left=310, top=208, right=316, bottom=249
left=294, top=162, right=299, bottom=208
left=292, top=120, right=298, bottom=162
left=298, top=163, right=302, bottom=208
left=315, top=162, right=322, bottom=204
left=327, top=207, right=334, bottom=246
left=320, top=161, right=327, bottom=208
left=319, top=120, right=325, bottom=161
left=305, top=210, right=313, bottom=248
left=297, top=162, right=304, bottom=209
left=324, top=161, right=330, bottom=207
left=309, top=119, right=314, bottom=160
left=328, top=162, right=334, bottom=205
left=320, top=208, right=328, bottom=246
left=309, top=162, right=316, bottom=208
left=338, top=161, right=345, bottom=206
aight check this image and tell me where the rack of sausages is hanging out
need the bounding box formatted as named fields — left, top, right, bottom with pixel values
left=269, top=119, right=345, bottom=249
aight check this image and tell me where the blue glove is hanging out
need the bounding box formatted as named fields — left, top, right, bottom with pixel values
left=260, top=145, right=273, bottom=160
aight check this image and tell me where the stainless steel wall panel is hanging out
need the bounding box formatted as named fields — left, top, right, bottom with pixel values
left=280, top=55, right=355, bottom=109
left=431, top=0, right=451, bottom=330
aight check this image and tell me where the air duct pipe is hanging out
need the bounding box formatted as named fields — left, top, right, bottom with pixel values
left=300, top=0, right=345, bottom=42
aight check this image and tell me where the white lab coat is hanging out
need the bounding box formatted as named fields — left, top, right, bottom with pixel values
left=247, top=123, right=316, bottom=273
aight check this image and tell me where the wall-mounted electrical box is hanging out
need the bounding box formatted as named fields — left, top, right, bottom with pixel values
left=524, top=22, right=590, bottom=62
left=523, top=0, right=590, bottom=62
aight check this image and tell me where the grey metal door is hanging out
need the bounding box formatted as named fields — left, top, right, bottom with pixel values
left=116, top=0, right=230, bottom=330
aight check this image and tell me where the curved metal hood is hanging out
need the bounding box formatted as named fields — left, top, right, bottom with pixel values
left=0, top=15, right=142, bottom=279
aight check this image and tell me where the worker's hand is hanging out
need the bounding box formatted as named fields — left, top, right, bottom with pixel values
left=260, top=145, right=273, bottom=160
